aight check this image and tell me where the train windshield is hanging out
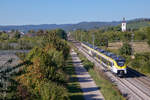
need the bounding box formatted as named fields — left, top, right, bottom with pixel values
left=116, top=60, right=125, bottom=67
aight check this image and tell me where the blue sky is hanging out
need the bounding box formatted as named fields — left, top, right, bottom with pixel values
left=0, top=0, right=150, bottom=25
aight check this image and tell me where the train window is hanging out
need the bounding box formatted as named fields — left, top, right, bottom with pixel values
left=102, top=58, right=108, bottom=65
left=98, top=55, right=101, bottom=60
left=108, top=61, right=110, bottom=66
left=94, top=52, right=96, bottom=56
left=102, top=57, right=104, bottom=62
left=110, top=62, right=113, bottom=67
left=97, top=55, right=100, bottom=59
left=96, top=54, right=98, bottom=58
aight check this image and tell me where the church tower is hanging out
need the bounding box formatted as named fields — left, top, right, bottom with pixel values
left=122, top=18, right=126, bottom=32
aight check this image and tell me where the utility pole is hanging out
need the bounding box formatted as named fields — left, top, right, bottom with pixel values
left=92, top=34, right=95, bottom=49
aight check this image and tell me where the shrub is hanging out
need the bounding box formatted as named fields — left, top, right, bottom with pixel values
left=131, top=59, right=140, bottom=69
left=119, top=42, right=132, bottom=55
left=99, top=36, right=108, bottom=47
left=131, top=53, right=150, bottom=74
left=134, top=32, right=146, bottom=41
left=40, top=81, right=69, bottom=100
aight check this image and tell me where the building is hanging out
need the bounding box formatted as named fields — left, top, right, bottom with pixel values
left=122, top=18, right=126, bottom=32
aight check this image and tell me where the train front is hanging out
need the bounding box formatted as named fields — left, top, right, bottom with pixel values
left=115, top=58, right=127, bottom=77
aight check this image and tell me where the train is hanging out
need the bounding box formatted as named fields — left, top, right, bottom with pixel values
left=81, top=42, right=127, bottom=77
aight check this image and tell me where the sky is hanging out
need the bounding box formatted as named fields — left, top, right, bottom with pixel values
left=0, top=0, right=150, bottom=25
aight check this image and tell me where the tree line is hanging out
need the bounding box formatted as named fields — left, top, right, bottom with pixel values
left=0, top=29, right=67, bottom=50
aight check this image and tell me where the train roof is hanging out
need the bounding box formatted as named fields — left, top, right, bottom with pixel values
left=94, top=46, right=98, bottom=50
left=103, top=51, right=108, bottom=55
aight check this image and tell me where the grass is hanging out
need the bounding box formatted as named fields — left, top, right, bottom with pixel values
left=73, top=48, right=126, bottom=100
left=64, top=55, right=84, bottom=100
left=108, top=41, right=150, bottom=53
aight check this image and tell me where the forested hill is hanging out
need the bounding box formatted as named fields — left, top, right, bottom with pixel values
left=127, top=18, right=150, bottom=29
left=0, top=18, right=150, bottom=31
left=0, top=22, right=120, bottom=32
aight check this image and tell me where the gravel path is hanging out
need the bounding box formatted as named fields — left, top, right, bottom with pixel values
left=71, top=49, right=105, bottom=100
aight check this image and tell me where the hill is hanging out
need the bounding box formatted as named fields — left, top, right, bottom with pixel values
left=0, top=18, right=150, bottom=32
left=0, top=22, right=120, bottom=32
left=127, top=18, right=150, bottom=29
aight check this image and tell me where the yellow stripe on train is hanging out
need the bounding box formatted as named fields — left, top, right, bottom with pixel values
left=82, top=43, right=127, bottom=70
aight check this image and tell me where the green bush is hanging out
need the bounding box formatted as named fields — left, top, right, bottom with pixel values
left=0, top=33, right=9, bottom=40
left=119, top=42, right=132, bottom=55
left=131, top=59, right=141, bottom=69
left=40, top=81, right=69, bottom=100
left=99, top=36, right=108, bottom=47
left=134, top=31, right=146, bottom=41
left=130, top=53, right=150, bottom=74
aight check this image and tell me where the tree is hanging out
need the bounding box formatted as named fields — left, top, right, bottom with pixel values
left=55, top=29, right=67, bottom=40
left=0, top=33, right=9, bottom=40
left=11, top=29, right=15, bottom=33
left=18, top=43, right=70, bottom=100
left=123, top=32, right=132, bottom=42
left=37, top=29, right=44, bottom=36
left=134, top=31, right=146, bottom=41
left=28, top=29, right=35, bottom=33
left=14, top=31, right=21, bottom=39
left=99, top=36, right=108, bottom=47
left=119, top=42, right=132, bottom=55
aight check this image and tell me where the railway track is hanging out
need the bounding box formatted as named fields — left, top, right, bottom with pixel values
left=116, top=77, right=148, bottom=100
left=128, top=68, right=150, bottom=87
left=71, top=40, right=150, bottom=100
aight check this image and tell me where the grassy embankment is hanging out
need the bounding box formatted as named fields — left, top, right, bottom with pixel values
left=65, top=55, right=84, bottom=100
left=72, top=46, right=125, bottom=100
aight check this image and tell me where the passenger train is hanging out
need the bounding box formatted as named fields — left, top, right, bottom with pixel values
left=81, top=42, right=127, bottom=77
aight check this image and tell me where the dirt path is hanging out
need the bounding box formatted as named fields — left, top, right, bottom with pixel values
left=71, top=49, right=105, bottom=100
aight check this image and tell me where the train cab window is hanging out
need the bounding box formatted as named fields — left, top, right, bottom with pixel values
left=116, top=60, right=125, bottom=67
